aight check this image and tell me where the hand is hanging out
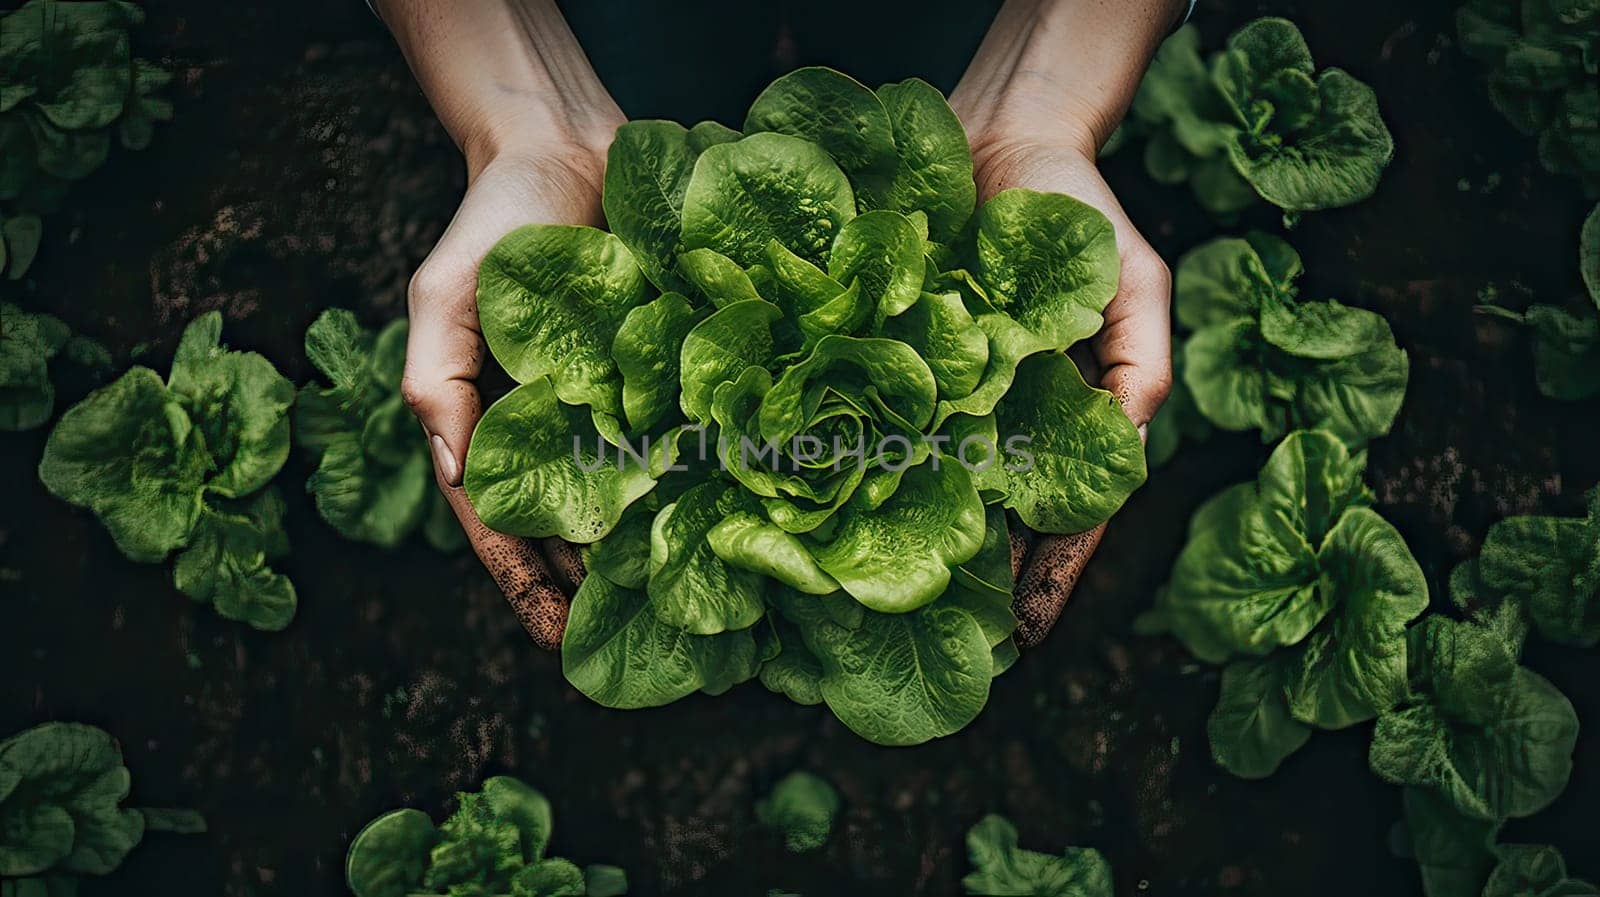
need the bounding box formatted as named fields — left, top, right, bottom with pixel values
left=380, top=0, right=625, bottom=647
left=975, top=137, right=1172, bottom=647
left=402, top=143, right=614, bottom=648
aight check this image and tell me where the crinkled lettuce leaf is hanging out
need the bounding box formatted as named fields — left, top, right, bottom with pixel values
left=1176, top=234, right=1407, bottom=447
left=961, top=814, right=1113, bottom=897
left=297, top=309, right=456, bottom=551
left=173, top=488, right=296, bottom=632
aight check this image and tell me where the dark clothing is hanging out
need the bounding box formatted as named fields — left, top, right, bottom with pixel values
left=560, top=1, right=1002, bottom=126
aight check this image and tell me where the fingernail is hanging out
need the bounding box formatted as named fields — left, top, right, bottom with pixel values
left=1137, top=422, right=1149, bottom=445
left=430, top=434, right=462, bottom=487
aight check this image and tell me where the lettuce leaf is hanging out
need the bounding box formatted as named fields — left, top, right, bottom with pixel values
left=297, top=309, right=461, bottom=551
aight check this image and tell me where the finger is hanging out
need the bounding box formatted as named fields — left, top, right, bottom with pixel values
left=1094, top=246, right=1173, bottom=429
left=1012, top=526, right=1106, bottom=649
left=436, top=480, right=570, bottom=650
left=1008, top=524, right=1032, bottom=584
left=541, top=538, right=587, bottom=592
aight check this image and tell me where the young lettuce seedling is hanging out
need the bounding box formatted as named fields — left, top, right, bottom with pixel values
left=1119, top=18, right=1394, bottom=219
left=1457, top=0, right=1600, bottom=194
left=0, top=1, right=174, bottom=279
left=38, top=312, right=298, bottom=631
left=345, top=776, right=626, bottom=897
left=1172, top=232, right=1408, bottom=449
left=1143, top=430, right=1428, bottom=778
left=0, top=722, right=204, bottom=890
left=297, top=309, right=463, bottom=552
left=962, top=814, right=1113, bottom=897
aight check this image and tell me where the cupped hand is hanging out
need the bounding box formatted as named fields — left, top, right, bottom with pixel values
left=402, top=141, right=613, bottom=648
left=970, top=135, right=1174, bottom=647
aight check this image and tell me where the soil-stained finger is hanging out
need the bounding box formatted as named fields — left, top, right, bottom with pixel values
left=1011, top=525, right=1106, bottom=648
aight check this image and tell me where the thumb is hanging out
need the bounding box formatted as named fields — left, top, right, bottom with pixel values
left=402, top=257, right=483, bottom=484
left=1095, top=245, right=1173, bottom=430
left=403, top=246, right=571, bottom=650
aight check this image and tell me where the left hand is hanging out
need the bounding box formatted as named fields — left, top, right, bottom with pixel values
left=963, top=131, right=1173, bottom=647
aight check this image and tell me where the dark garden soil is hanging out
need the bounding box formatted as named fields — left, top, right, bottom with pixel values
left=2, top=1, right=1597, bottom=895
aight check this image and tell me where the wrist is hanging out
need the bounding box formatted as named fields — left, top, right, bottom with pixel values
left=378, top=0, right=622, bottom=181
left=955, top=0, right=1186, bottom=159
left=963, top=90, right=1107, bottom=164
left=459, top=104, right=621, bottom=184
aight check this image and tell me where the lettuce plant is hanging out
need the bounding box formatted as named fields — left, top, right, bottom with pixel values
left=1483, top=845, right=1599, bottom=897
left=1391, top=787, right=1599, bottom=897
left=0, top=0, right=173, bottom=279
left=1174, top=232, right=1408, bottom=448
left=38, top=312, right=298, bottom=630
left=461, top=68, right=1147, bottom=746
left=0, top=722, right=204, bottom=890
left=962, top=815, right=1112, bottom=897
left=1384, top=555, right=1587, bottom=897
left=0, top=302, right=109, bottom=431
left=1478, top=204, right=1600, bottom=401
left=1123, top=18, right=1394, bottom=218
left=297, top=309, right=463, bottom=552
left=1142, top=430, right=1428, bottom=778
left=1474, top=486, right=1600, bottom=647
left=1457, top=0, right=1600, bottom=194
left=755, top=771, right=838, bottom=854
left=1369, top=610, right=1579, bottom=824
left=345, top=776, right=626, bottom=897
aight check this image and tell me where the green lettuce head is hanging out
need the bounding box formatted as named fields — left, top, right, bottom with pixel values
left=1457, top=0, right=1600, bottom=193
left=462, top=67, right=1148, bottom=746
left=1124, top=18, right=1394, bottom=217
left=1144, top=430, right=1428, bottom=778
left=1174, top=232, right=1408, bottom=448
left=38, top=312, right=298, bottom=630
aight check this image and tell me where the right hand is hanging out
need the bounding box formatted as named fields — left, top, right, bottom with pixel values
left=401, top=139, right=614, bottom=649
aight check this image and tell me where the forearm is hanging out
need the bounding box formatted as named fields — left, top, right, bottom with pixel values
left=374, top=0, right=623, bottom=176
left=952, top=0, right=1187, bottom=155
